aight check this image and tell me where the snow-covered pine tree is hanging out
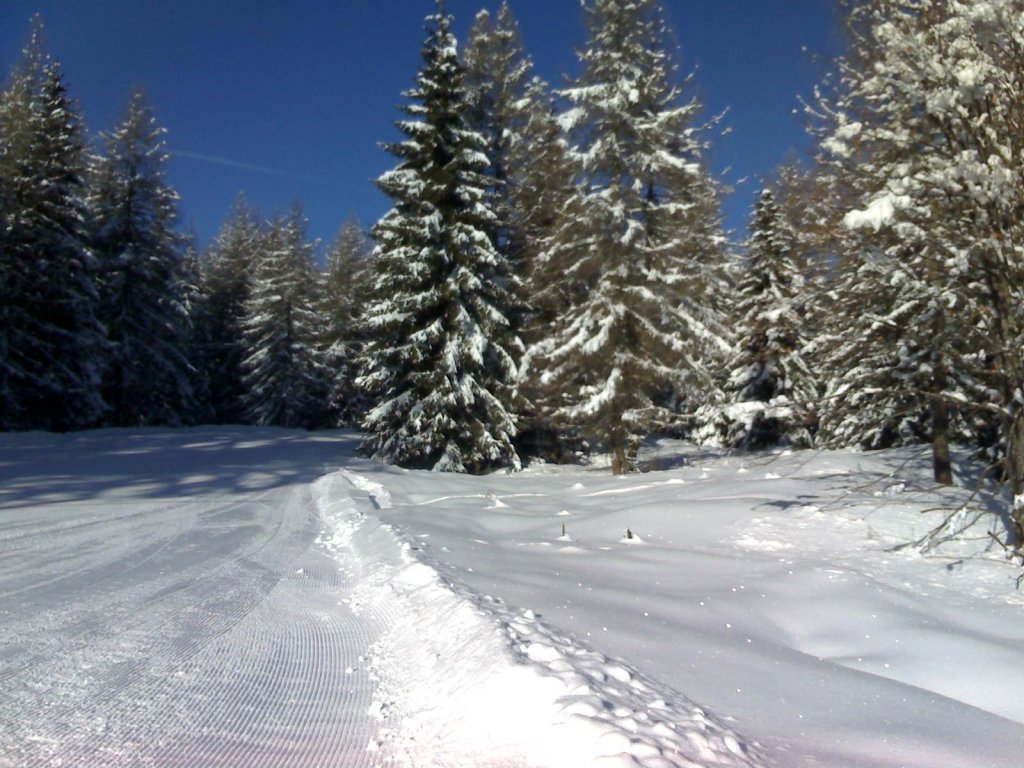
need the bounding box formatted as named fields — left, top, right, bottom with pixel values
left=358, top=5, right=522, bottom=473
left=508, top=76, right=581, bottom=461
left=463, top=1, right=533, bottom=278
left=200, top=196, right=262, bottom=423
left=242, top=206, right=329, bottom=430
left=179, top=236, right=214, bottom=423
left=508, top=77, right=577, bottom=336
left=89, top=88, right=196, bottom=426
left=322, top=216, right=371, bottom=426
left=0, top=20, right=106, bottom=431
left=808, top=0, right=999, bottom=486
left=526, top=0, right=731, bottom=473
left=463, top=4, right=578, bottom=460
left=713, top=189, right=817, bottom=448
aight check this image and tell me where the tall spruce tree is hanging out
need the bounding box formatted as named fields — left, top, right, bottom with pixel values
left=526, top=0, right=731, bottom=473
left=180, top=236, right=214, bottom=423
left=358, top=5, right=522, bottom=473
left=508, top=77, right=577, bottom=336
left=200, top=196, right=262, bottom=423
left=89, top=88, right=195, bottom=426
left=322, top=216, right=371, bottom=425
left=713, top=189, right=817, bottom=448
left=463, top=1, right=534, bottom=276
left=0, top=20, right=106, bottom=431
left=508, top=76, right=580, bottom=460
left=242, top=206, right=329, bottom=429
left=809, top=0, right=1001, bottom=488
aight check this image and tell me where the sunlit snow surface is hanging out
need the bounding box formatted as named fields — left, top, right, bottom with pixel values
left=2, top=429, right=1023, bottom=767
left=0, top=429, right=385, bottom=767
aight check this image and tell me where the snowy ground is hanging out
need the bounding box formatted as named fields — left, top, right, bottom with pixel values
left=0, top=428, right=386, bottom=767
left=2, top=428, right=1023, bottom=766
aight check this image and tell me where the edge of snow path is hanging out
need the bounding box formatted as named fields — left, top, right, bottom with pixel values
left=312, top=469, right=765, bottom=768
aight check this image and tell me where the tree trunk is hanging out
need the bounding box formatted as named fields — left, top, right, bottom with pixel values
left=931, top=344, right=952, bottom=485
left=931, top=396, right=952, bottom=485
left=1005, top=406, right=1024, bottom=549
left=626, top=435, right=639, bottom=474
left=610, top=423, right=626, bottom=475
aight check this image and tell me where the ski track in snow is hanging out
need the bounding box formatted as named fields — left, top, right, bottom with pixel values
left=0, top=429, right=384, bottom=768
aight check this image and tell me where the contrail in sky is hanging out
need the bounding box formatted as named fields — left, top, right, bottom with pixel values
left=170, top=149, right=355, bottom=189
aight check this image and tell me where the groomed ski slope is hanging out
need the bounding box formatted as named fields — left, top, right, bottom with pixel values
left=0, top=429, right=388, bottom=767
left=2, top=428, right=1023, bottom=766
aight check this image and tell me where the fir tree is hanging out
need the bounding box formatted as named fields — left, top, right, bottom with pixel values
left=89, top=88, right=195, bottom=426
left=200, top=196, right=262, bottom=423
left=180, top=237, right=214, bottom=423
left=464, top=4, right=576, bottom=459
left=358, top=5, right=522, bottom=473
left=242, top=206, right=329, bottom=429
left=0, top=20, right=106, bottom=431
left=508, top=77, right=580, bottom=460
left=526, top=0, right=731, bottom=473
left=463, top=1, right=534, bottom=277
left=809, top=0, right=1000, bottom=487
left=712, top=189, right=817, bottom=448
left=508, top=78, right=577, bottom=326
left=322, top=216, right=371, bottom=426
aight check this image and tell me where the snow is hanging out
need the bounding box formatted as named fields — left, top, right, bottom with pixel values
left=843, top=193, right=913, bottom=231
left=0, top=428, right=385, bottom=767
left=821, top=119, right=862, bottom=159
left=3, top=428, right=1023, bottom=767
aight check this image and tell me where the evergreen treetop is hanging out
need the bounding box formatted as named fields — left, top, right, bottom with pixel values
left=0, top=19, right=106, bottom=430
left=90, top=87, right=195, bottom=426
left=527, top=0, right=731, bottom=472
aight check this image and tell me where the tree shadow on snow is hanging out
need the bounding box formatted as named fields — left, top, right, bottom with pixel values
left=0, top=427, right=361, bottom=510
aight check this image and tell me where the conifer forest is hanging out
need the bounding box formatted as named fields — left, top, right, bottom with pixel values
left=4, top=0, right=1024, bottom=548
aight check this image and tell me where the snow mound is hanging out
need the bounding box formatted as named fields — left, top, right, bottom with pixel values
left=312, top=473, right=365, bottom=550
left=342, top=469, right=393, bottom=509
left=315, top=470, right=763, bottom=767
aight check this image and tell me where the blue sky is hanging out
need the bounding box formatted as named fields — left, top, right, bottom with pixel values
left=1, top=1, right=843, bottom=252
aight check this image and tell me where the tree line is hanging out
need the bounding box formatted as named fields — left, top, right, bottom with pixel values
left=0, top=18, right=369, bottom=434
left=3, top=1, right=1024, bottom=544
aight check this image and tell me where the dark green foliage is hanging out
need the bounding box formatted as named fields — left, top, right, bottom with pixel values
left=200, top=197, right=262, bottom=424
left=358, top=6, right=522, bottom=473
left=0, top=21, right=106, bottom=430
left=90, top=88, right=196, bottom=426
